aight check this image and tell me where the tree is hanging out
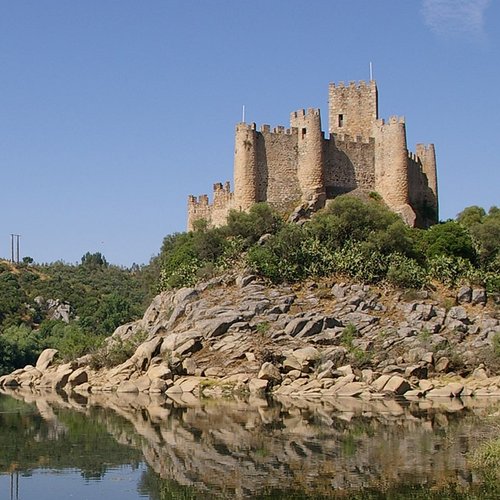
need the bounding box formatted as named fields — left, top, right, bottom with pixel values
left=80, top=252, right=108, bottom=268
left=0, top=325, right=42, bottom=375
left=457, top=206, right=500, bottom=266
left=420, top=221, right=477, bottom=262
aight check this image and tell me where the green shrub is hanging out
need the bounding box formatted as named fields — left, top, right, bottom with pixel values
left=225, top=203, right=282, bottom=245
left=89, top=330, right=147, bottom=370
left=427, top=254, right=476, bottom=287
left=330, top=241, right=388, bottom=283
left=340, top=323, right=358, bottom=349
left=247, top=224, right=311, bottom=283
left=311, top=195, right=400, bottom=249
left=386, top=254, right=427, bottom=289
left=0, top=325, right=42, bottom=375
left=367, top=220, right=422, bottom=260
left=458, top=205, right=500, bottom=265
left=41, top=321, right=104, bottom=362
left=421, top=220, right=477, bottom=262
left=159, top=258, right=202, bottom=289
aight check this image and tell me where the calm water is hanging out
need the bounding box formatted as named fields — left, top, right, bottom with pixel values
left=0, top=388, right=499, bottom=499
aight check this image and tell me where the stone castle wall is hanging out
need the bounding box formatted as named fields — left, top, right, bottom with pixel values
left=255, top=126, right=301, bottom=209
left=187, top=80, right=438, bottom=230
left=324, top=134, right=375, bottom=196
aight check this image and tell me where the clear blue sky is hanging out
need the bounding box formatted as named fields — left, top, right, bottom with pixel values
left=1, top=1, right=498, bottom=266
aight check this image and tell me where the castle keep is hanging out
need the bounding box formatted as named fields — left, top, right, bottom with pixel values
left=187, top=80, right=438, bottom=230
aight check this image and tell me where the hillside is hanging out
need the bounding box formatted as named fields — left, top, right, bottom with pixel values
left=1, top=196, right=499, bottom=390
left=1, top=271, right=499, bottom=400
left=0, top=255, right=151, bottom=374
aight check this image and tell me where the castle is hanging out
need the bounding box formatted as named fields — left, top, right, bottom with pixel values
left=187, top=80, right=438, bottom=230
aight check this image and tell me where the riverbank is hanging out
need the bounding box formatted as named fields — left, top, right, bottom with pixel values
left=1, top=273, right=499, bottom=401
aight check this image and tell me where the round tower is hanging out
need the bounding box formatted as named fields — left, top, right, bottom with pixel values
left=290, top=108, right=325, bottom=204
left=374, top=116, right=410, bottom=208
left=373, top=116, right=417, bottom=225
left=233, top=123, right=258, bottom=211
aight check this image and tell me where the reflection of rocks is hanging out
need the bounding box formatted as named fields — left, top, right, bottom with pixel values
left=2, top=387, right=499, bottom=496
left=1, top=277, right=500, bottom=402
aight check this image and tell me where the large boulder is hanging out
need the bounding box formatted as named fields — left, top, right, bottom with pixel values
left=117, top=381, right=139, bottom=393
left=383, top=376, right=411, bottom=395
left=258, top=362, right=282, bottom=383
left=291, top=347, right=320, bottom=366
left=67, top=368, right=88, bottom=387
left=35, top=349, right=59, bottom=372
left=49, top=364, right=75, bottom=390
left=248, top=378, right=269, bottom=394
left=457, top=286, right=472, bottom=304
left=197, top=314, right=241, bottom=338
left=131, top=337, right=163, bottom=371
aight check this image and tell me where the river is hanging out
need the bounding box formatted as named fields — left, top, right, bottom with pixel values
left=0, top=389, right=498, bottom=499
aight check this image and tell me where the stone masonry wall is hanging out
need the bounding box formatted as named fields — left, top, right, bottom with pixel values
left=255, top=126, right=301, bottom=210
left=329, top=81, right=378, bottom=138
left=407, top=153, right=438, bottom=227
left=324, top=135, right=375, bottom=196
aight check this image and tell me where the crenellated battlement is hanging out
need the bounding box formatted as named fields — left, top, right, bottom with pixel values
left=236, top=122, right=257, bottom=132
left=258, top=124, right=296, bottom=136
left=331, top=80, right=376, bottom=90
left=376, top=116, right=406, bottom=127
left=291, top=108, right=321, bottom=119
left=213, top=181, right=231, bottom=193
left=330, top=132, right=375, bottom=145
left=416, top=143, right=435, bottom=154
left=408, top=151, right=418, bottom=163
left=187, top=193, right=210, bottom=207
left=187, top=78, right=438, bottom=231
left=389, top=115, right=405, bottom=124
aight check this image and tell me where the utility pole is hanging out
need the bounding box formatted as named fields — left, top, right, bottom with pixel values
left=10, top=234, right=20, bottom=264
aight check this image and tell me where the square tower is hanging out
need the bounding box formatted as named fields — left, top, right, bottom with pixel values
left=329, top=80, right=378, bottom=138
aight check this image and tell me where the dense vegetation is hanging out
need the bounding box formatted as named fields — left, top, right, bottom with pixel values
left=1, top=196, right=499, bottom=376
left=157, top=197, right=500, bottom=294
left=0, top=253, right=152, bottom=374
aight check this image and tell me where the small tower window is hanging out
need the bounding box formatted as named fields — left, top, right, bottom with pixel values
left=301, top=128, right=307, bottom=138
left=338, top=114, right=344, bottom=127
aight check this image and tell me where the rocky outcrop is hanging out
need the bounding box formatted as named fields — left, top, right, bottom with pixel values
left=1, top=276, right=499, bottom=400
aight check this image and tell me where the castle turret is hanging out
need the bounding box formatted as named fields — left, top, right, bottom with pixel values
left=187, top=194, right=210, bottom=231
left=234, top=123, right=258, bottom=211
left=329, top=80, right=378, bottom=138
left=416, top=143, right=438, bottom=221
left=290, top=108, right=325, bottom=204
left=374, top=116, right=415, bottom=225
